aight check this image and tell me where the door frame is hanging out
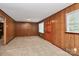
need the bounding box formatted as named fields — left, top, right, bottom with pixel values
left=0, top=16, right=6, bottom=45
left=3, top=17, right=6, bottom=45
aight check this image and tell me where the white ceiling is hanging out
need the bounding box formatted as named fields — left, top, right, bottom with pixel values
left=0, top=3, right=73, bottom=22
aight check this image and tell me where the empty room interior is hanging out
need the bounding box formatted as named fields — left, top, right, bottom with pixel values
left=0, top=3, right=79, bottom=56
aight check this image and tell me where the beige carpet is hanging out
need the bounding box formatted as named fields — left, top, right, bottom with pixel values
left=0, top=36, right=71, bottom=56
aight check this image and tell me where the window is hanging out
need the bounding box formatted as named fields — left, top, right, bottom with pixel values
left=39, top=22, right=44, bottom=33
left=66, top=9, right=79, bottom=33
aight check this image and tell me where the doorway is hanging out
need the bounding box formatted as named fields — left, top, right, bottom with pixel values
left=0, top=22, right=3, bottom=45
left=0, top=16, right=6, bottom=45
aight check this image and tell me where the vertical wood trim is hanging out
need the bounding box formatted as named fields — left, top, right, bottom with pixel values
left=3, top=17, right=6, bottom=45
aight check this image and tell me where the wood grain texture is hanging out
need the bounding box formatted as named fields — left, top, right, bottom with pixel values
left=0, top=9, right=38, bottom=44
left=43, top=4, right=79, bottom=55
left=0, top=9, right=16, bottom=44
left=6, top=17, right=15, bottom=44
left=15, top=22, right=38, bottom=36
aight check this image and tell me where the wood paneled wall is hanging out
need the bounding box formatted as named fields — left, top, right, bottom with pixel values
left=0, top=9, right=38, bottom=44
left=6, top=17, right=15, bottom=44
left=0, top=9, right=16, bottom=44
left=43, top=4, right=79, bottom=55
left=15, top=22, right=38, bottom=36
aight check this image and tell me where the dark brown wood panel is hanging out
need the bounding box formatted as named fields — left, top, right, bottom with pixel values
left=15, top=22, right=38, bottom=36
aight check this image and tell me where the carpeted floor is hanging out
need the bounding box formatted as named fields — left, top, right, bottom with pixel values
left=0, top=36, right=71, bottom=56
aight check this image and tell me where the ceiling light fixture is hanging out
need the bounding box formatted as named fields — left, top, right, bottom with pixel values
left=26, top=19, right=31, bottom=21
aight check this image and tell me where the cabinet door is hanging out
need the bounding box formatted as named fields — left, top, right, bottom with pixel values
left=44, top=20, right=52, bottom=42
